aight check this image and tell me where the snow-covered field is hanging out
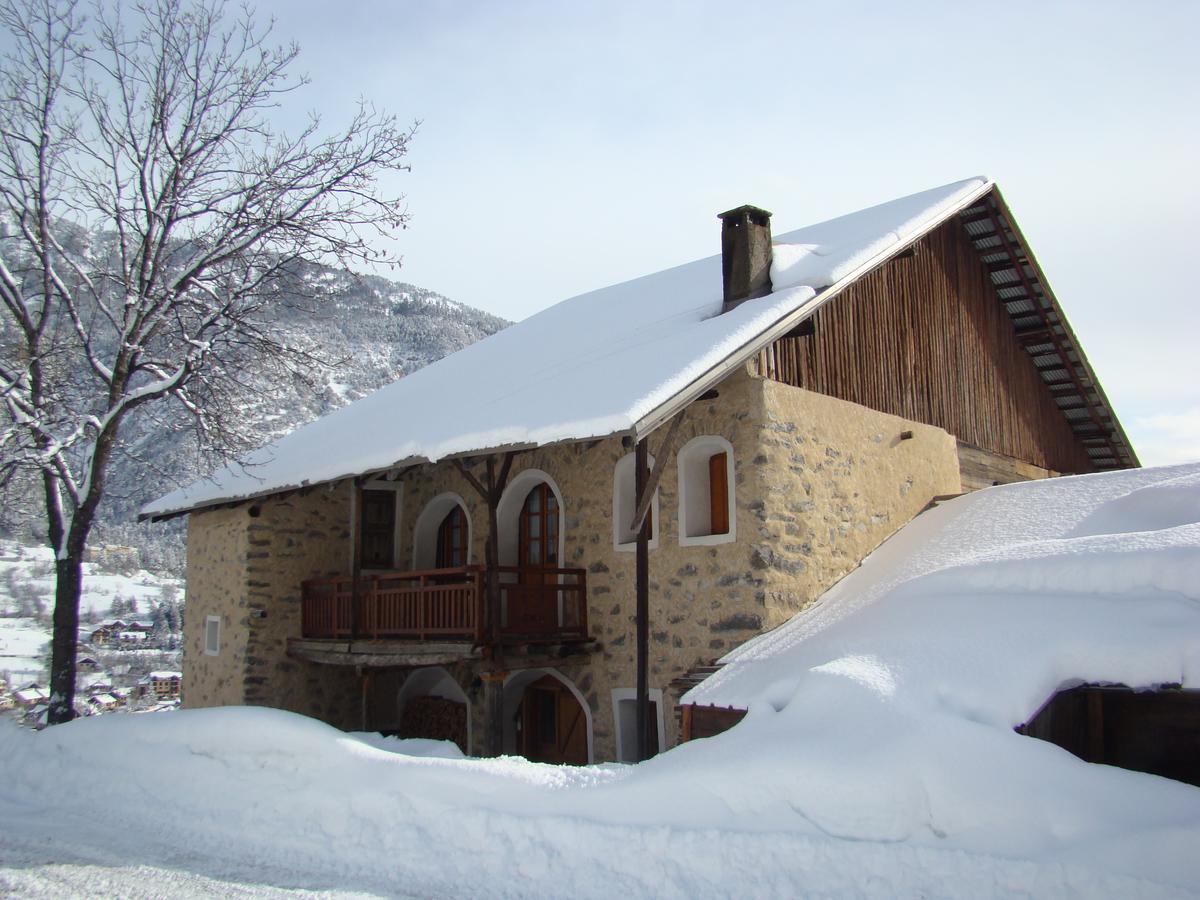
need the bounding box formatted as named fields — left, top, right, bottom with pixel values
left=0, top=540, right=182, bottom=685
left=0, top=540, right=181, bottom=619
left=0, top=616, right=47, bottom=685
left=1, top=464, right=1197, bottom=898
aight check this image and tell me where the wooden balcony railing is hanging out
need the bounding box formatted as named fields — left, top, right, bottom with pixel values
left=300, top=564, right=589, bottom=644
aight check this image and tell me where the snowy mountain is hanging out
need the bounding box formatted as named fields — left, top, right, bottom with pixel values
left=1, top=246, right=509, bottom=572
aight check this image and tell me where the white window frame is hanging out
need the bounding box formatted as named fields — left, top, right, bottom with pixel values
left=204, top=615, right=221, bottom=656
left=611, top=687, right=666, bottom=762
left=677, top=435, right=736, bottom=547
left=613, top=452, right=659, bottom=551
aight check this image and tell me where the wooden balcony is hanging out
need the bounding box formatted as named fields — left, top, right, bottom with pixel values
left=299, top=564, right=589, bottom=646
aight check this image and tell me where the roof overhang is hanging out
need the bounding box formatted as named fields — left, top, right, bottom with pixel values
left=148, top=180, right=1136, bottom=522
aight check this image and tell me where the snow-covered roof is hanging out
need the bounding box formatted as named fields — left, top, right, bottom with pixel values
left=144, top=177, right=996, bottom=518
left=685, top=462, right=1200, bottom=711
left=149, top=671, right=182, bottom=680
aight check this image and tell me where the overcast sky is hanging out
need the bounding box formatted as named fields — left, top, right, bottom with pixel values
left=257, top=0, right=1198, bottom=466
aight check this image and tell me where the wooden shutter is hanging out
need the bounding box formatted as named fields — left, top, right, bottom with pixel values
left=708, top=452, right=729, bottom=535
left=436, top=506, right=465, bottom=568
left=361, top=489, right=396, bottom=569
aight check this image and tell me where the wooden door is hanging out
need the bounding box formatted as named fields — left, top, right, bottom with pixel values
left=511, top=484, right=559, bottom=631
left=519, top=675, right=588, bottom=765
left=518, top=483, right=558, bottom=577
left=435, top=505, right=466, bottom=568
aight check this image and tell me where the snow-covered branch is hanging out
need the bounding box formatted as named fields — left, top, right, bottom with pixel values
left=0, top=0, right=414, bottom=724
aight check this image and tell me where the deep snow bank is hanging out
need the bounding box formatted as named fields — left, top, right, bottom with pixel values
left=4, top=465, right=1200, bottom=897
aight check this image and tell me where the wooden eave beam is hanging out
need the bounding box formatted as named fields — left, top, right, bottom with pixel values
left=982, top=203, right=1122, bottom=466
left=990, top=189, right=1139, bottom=468
left=958, top=212, right=995, bottom=227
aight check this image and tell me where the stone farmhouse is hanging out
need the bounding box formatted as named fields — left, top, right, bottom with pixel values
left=144, top=177, right=1136, bottom=764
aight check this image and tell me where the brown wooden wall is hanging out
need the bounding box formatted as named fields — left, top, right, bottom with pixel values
left=680, top=703, right=747, bottom=742
left=755, top=220, right=1095, bottom=474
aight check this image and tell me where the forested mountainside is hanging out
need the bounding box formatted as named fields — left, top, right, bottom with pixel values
left=1, top=232, right=509, bottom=573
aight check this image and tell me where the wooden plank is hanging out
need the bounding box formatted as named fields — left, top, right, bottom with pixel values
left=755, top=218, right=1097, bottom=474
left=709, top=451, right=729, bottom=534
left=630, top=411, right=685, bottom=534
left=681, top=704, right=747, bottom=741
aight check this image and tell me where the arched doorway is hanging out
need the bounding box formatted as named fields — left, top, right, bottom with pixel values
left=396, top=667, right=470, bottom=754
left=503, top=668, right=592, bottom=765
left=497, top=471, right=566, bottom=634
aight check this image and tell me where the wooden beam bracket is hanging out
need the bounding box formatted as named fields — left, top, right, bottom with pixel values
left=630, top=411, right=685, bottom=533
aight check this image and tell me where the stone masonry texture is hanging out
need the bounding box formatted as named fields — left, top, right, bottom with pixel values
left=183, top=364, right=963, bottom=760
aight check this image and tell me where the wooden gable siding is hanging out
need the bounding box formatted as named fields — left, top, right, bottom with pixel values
left=754, top=219, right=1094, bottom=474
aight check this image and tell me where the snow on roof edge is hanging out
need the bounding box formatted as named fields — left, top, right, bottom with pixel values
left=143, top=177, right=994, bottom=520
left=630, top=178, right=995, bottom=438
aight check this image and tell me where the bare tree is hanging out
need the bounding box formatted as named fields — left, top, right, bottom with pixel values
left=0, top=0, right=414, bottom=723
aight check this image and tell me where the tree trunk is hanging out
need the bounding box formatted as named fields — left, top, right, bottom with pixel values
left=47, top=544, right=86, bottom=725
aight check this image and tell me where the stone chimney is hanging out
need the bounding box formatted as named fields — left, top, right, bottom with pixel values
left=718, top=204, right=772, bottom=312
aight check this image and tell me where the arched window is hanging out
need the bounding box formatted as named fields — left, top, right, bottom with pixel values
left=519, top=483, right=559, bottom=569
left=613, top=452, right=659, bottom=550
left=412, top=493, right=471, bottom=570
left=677, top=435, right=735, bottom=546
left=435, top=505, right=467, bottom=568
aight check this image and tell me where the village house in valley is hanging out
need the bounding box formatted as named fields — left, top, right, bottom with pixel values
left=143, top=177, right=1136, bottom=764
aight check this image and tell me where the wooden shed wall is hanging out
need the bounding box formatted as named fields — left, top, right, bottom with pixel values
left=754, top=219, right=1095, bottom=474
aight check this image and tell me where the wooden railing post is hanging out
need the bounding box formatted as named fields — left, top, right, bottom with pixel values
left=579, top=569, right=588, bottom=637
left=333, top=582, right=341, bottom=638
left=475, top=567, right=485, bottom=644
left=418, top=573, right=427, bottom=640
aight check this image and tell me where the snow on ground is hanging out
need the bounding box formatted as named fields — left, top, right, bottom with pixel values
left=4, top=464, right=1200, bottom=897
left=0, top=540, right=183, bottom=684
left=0, top=617, right=47, bottom=684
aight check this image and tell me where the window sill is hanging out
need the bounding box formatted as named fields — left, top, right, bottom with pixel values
left=679, top=531, right=735, bottom=548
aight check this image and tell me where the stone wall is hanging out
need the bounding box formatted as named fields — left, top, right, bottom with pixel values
left=182, top=365, right=965, bottom=762
left=387, top=366, right=767, bottom=759
left=183, top=484, right=360, bottom=726
left=751, top=379, right=963, bottom=627
left=183, top=505, right=250, bottom=708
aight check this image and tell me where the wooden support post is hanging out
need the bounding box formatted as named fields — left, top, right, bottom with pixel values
left=359, top=667, right=371, bottom=732
left=485, top=457, right=501, bottom=654
left=635, top=436, right=650, bottom=762
left=481, top=669, right=507, bottom=757
left=454, top=451, right=516, bottom=662
left=629, top=411, right=685, bottom=536
left=350, top=477, right=363, bottom=640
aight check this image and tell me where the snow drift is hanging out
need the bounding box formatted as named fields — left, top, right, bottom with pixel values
left=6, top=463, right=1200, bottom=897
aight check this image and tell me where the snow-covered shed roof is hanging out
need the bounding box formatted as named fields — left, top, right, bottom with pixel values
left=143, top=176, right=1133, bottom=519
left=684, top=462, right=1200, bottom=712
